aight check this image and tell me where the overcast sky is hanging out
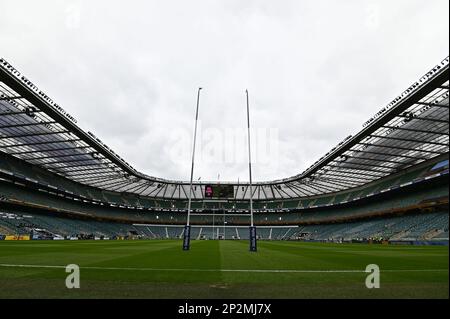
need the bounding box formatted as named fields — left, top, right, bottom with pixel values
left=1, top=0, right=448, bottom=182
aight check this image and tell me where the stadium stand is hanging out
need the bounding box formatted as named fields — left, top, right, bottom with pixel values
left=1, top=208, right=448, bottom=242
left=0, top=56, right=448, bottom=243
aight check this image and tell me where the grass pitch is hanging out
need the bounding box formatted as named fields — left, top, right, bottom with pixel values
left=0, top=240, right=448, bottom=299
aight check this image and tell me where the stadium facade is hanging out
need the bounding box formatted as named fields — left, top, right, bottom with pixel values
left=0, top=57, right=448, bottom=242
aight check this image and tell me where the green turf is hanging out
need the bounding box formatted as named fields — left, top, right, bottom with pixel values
left=0, top=240, right=448, bottom=299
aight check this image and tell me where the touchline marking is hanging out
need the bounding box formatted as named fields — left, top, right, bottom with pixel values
left=0, top=264, right=448, bottom=273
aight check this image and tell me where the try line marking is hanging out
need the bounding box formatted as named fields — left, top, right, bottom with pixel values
left=0, top=264, right=448, bottom=273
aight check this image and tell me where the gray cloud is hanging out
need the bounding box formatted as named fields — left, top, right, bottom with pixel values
left=1, top=0, right=448, bottom=182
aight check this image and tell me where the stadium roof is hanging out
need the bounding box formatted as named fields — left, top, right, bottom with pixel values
left=0, top=57, right=449, bottom=200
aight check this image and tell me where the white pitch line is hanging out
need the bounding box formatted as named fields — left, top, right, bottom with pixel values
left=0, top=264, right=448, bottom=273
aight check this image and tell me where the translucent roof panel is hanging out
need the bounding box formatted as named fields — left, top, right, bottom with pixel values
left=1, top=57, right=448, bottom=200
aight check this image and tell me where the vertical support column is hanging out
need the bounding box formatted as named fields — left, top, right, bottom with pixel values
left=183, top=87, right=202, bottom=251
left=182, top=225, right=191, bottom=250
left=246, top=90, right=257, bottom=252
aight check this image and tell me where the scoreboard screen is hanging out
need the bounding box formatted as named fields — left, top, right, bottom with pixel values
left=204, top=184, right=234, bottom=199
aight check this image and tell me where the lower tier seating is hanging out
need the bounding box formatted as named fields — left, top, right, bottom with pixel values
left=1, top=209, right=448, bottom=242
